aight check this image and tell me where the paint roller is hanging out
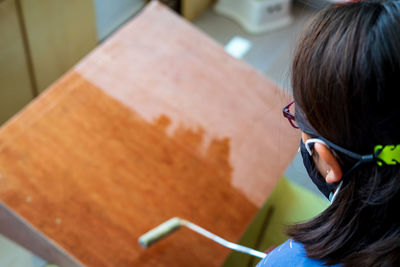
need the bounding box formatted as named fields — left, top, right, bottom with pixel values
left=138, top=217, right=267, bottom=259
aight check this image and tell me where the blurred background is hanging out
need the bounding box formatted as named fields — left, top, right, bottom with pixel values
left=0, top=0, right=337, bottom=266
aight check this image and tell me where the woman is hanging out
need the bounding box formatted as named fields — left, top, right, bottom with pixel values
left=257, top=1, right=400, bottom=266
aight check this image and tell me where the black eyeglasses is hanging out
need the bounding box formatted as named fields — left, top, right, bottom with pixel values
left=282, top=101, right=299, bottom=129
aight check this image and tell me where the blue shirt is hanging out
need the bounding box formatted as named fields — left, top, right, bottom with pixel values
left=256, top=239, right=342, bottom=267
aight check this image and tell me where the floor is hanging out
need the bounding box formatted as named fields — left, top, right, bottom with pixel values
left=0, top=2, right=324, bottom=266
left=0, top=235, right=46, bottom=267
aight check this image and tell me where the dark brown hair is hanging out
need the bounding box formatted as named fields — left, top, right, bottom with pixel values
left=289, top=1, right=400, bottom=266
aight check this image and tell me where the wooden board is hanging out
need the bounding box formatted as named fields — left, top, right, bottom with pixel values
left=0, top=1, right=299, bottom=266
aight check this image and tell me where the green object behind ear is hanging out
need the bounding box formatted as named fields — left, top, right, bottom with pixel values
left=374, top=145, right=400, bottom=166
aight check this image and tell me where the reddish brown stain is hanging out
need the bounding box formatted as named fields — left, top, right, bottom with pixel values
left=0, top=72, right=257, bottom=267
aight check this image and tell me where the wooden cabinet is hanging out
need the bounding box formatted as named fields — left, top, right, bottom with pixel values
left=19, top=0, right=98, bottom=93
left=0, top=0, right=97, bottom=125
left=151, top=0, right=215, bottom=21
left=182, top=0, right=215, bottom=21
left=0, top=0, right=33, bottom=125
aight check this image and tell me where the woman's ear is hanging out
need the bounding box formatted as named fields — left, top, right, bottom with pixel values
left=314, top=142, right=343, bottom=183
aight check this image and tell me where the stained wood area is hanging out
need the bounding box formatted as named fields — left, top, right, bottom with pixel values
left=0, top=1, right=299, bottom=266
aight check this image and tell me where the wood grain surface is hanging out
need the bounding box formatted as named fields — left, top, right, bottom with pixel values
left=0, top=1, right=299, bottom=266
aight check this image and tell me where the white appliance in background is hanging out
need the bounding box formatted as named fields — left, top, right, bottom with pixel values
left=214, top=0, right=293, bottom=34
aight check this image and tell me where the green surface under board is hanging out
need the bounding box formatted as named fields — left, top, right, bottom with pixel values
left=223, top=177, right=329, bottom=267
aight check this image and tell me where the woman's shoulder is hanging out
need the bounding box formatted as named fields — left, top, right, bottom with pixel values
left=256, top=239, right=342, bottom=267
